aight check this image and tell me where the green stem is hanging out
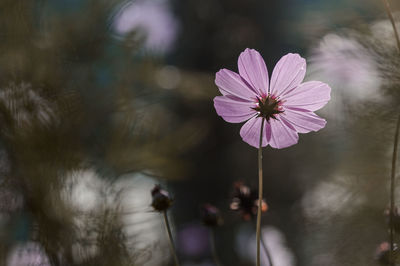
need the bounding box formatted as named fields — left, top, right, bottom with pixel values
left=390, top=114, right=400, bottom=265
left=260, top=232, right=274, bottom=266
left=381, top=0, right=400, bottom=53
left=209, top=229, right=222, bottom=266
left=256, top=118, right=265, bottom=266
left=380, top=1, right=400, bottom=264
left=163, top=211, right=180, bottom=266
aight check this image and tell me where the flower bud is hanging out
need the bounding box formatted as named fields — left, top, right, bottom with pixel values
left=151, top=185, right=173, bottom=212
left=200, top=204, right=223, bottom=227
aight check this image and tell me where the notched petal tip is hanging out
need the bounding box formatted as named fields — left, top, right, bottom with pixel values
left=326, top=83, right=332, bottom=100
left=242, top=48, right=261, bottom=54
left=241, top=48, right=259, bottom=55
left=285, top=52, right=302, bottom=58
left=320, top=118, right=327, bottom=127
left=284, top=52, right=305, bottom=61
left=214, top=68, right=227, bottom=82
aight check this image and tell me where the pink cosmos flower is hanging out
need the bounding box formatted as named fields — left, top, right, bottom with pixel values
left=214, top=48, right=331, bottom=148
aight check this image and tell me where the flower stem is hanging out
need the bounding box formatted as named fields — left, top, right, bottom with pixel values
left=209, top=228, right=222, bottom=266
left=260, top=233, right=274, bottom=266
left=163, top=211, right=180, bottom=266
left=256, top=118, right=265, bottom=266
left=381, top=0, right=400, bottom=53
left=390, top=114, right=400, bottom=265
left=381, top=1, right=400, bottom=264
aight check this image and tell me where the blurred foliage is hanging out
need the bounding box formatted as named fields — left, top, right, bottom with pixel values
left=0, top=0, right=210, bottom=265
left=1, top=0, right=400, bottom=266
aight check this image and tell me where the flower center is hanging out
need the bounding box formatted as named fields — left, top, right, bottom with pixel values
left=252, top=95, right=283, bottom=120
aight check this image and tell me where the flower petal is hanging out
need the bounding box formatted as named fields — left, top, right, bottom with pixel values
left=268, top=118, right=299, bottom=149
left=281, top=108, right=327, bottom=133
left=282, top=81, right=331, bottom=111
left=214, top=95, right=257, bottom=123
left=215, top=69, right=258, bottom=100
left=240, top=116, right=268, bottom=148
left=238, top=48, right=269, bottom=96
left=270, top=53, right=306, bottom=97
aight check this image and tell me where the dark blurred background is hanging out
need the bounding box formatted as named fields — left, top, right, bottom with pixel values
left=0, top=0, right=399, bottom=265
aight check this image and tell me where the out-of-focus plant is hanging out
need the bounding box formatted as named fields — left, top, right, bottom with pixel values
left=200, top=203, right=223, bottom=266
left=305, top=1, right=400, bottom=265
left=150, top=185, right=180, bottom=266
left=0, top=0, right=208, bottom=265
left=230, top=181, right=268, bottom=222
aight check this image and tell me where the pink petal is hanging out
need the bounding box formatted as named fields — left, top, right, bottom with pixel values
left=270, top=53, right=306, bottom=97
left=215, top=69, right=258, bottom=100
left=238, top=48, right=269, bottom=96
left=282, top=81, right=331, bottom=111
left=280, top=108, right=326, bottom=133
left=214, top=95, right=257, bottom=123
left=265, top=121, right=272, bottom=143
left=239, top=116, right=268, bottom=148
left=268, top=118, right=299, bottom=149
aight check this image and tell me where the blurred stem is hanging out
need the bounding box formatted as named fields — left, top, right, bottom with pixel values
left=256, top=118, right=265, bottom=266
left=381, top=1, right=400, bottom=264
left=390, top=114, right=400, bottom=265
left=163, top=211, right=180, bottom=266
left=381, top=0, right=400, bottom=53
left=47, top=252, right=60, bottom=266
left=209, top=228, right=222, bottom=266
left=260, top=233, right=274, bottom=266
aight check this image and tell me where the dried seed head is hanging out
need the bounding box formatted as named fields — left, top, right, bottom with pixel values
left=230, top=181, right=268, bottom=221
left=151, top=185, right=173, bottom=212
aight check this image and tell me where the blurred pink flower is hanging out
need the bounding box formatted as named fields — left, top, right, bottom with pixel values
left=214, top=48, right=331, bottom=148
left=114, top=0, right=179, bottom=54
